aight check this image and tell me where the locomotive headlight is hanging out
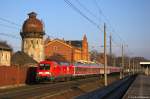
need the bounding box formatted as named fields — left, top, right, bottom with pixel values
left=38, top=72, right=43, bottom=74
left=45, top=72, right=51, bottom=75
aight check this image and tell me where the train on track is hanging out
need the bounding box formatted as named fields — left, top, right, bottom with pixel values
left=36, top=60, right=121, bottom=82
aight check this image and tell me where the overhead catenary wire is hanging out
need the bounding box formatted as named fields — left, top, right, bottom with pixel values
left=93, top=0, right=126, bottom=44
left=0, top=23, right=19, bottom=30
left=65, top=0, right=122, bottom=55
left=75, top=0, right=132, bottom=57
left=0, top=33, right=20, bottom=39
left=72, top=0, right=118, bottom=47
left=0, top=17, right=21, bottom=27
left=75, top=0, right=99, bottom=20
left=64, top=0, right=103, bottom=32
left=92, top=0, right=132, bottom=56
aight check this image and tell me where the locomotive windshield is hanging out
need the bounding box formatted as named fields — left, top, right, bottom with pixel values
left=39, top=64, right=50, bottom=70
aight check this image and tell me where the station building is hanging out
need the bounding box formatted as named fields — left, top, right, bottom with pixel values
left=44, top=35, right=90, bottom=63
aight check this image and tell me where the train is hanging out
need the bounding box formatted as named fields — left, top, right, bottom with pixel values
left=36, top=60, right=121, bottom=82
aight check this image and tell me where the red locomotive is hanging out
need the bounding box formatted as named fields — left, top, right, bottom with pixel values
left=36, top=60, right=121, bottom=82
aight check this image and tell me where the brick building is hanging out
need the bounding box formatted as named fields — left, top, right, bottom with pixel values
left=45, top=35, right=89, bottom=63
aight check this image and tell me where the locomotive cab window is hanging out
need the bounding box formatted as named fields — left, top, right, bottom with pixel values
left=39, top=64, right=50, bottom=70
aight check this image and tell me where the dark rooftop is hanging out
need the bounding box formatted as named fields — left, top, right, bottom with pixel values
left=0, top=41, right=12, bottom=51
left=11, top=51, right=38, bottom=66
left=66, top=40, right=82, bottom=48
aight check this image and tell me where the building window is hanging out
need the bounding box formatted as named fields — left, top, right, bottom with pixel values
left=31, top=40, right=33, bottom=44
left=53, top=46, right=58, bottom=51
left=37, top=40, right=38, bottom=44
left=33, top=44, right=35, bottom=49
left=31, top=54, right=33, bottom=58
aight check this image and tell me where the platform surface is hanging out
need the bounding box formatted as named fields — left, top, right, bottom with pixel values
left=123, top=75, right=150, bottom=99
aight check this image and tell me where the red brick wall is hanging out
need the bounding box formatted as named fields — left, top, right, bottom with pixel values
left=0, top=66, right=37, bottom=87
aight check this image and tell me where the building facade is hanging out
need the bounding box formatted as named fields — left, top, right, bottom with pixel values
left=45, top=35, right=89, bottom=63
left=20, top=12, right=45, bottom=62
left=0, top=42, right=12, bottom=66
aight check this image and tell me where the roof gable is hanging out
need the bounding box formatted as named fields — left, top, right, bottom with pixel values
left=45, top=39, right=73, bottom=48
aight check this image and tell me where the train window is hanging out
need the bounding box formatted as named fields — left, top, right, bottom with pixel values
left=39, top=64, right=50, bottom=70
left=40, top=64, right=44, bottom=66
left=60, top=62, right=69, bottom=66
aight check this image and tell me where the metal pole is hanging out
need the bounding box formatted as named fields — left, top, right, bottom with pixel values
left=104, top=23, right=107, bottom=86
left=120, top=44, right=124, bottom=79
left=129, top=58, right=131, bottom=75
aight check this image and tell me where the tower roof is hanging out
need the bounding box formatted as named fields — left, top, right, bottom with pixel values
left=21, top=12, right=45, bottom=38
left=28, top=12, right=37, bottom=18
left=22, top=12, right=43, bottom=33
left=83, top=34, right=87, bottom=41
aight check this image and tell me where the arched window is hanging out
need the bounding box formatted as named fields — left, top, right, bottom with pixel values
left=31, top=40, right=33, bottom=44
left=53, top=46, right=58, bottom=51
left=37, top=40, right=38, bottom=44
left=6, top=54, right=7, bottom=61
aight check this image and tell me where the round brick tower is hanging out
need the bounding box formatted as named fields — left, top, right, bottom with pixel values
left=20, top=12, right=45, bottom=62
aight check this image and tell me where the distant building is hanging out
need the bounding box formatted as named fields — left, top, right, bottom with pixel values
left=140, top=62, right=150, bottom=76
left=20, top=12, right=45, bottom=62
left=0, top=42, right=12, bottom=66
left=45, top=35, right=89, bottom=63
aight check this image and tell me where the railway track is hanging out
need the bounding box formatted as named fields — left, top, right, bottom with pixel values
left=0, top=76, right=101, bottom=99
left=76, top=74, right=137, bottom=99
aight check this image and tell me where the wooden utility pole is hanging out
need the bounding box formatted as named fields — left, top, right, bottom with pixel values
left=109, top=34, right=112, bottom=66
left=104, top=23, right=107, bottom=86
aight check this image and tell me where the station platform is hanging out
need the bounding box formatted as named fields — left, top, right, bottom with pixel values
left=123, top=75, right=150, bottom=99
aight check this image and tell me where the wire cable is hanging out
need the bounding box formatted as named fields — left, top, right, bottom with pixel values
left=64, top=0, right=103, bottom=32
left=0, top=33, right=20, bottom=39
left=0, top=17, right=21, bottom=27
left=75, top=0, right=99, bottom=20
left=0, top=23, right=19, bottom=30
